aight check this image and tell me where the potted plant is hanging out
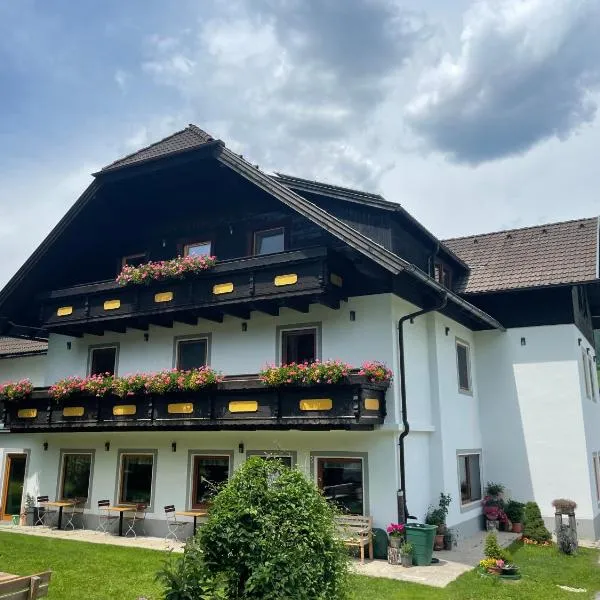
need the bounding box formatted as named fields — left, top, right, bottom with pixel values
left=504, top=500, right=525, bottom=533
left=399, top=540, right=414, bottom=567
left=386, top=523, right=405, bottom=548
left=425, top=493, right=451, bottom=550
left=23, top=494, right=36, bottom=526
left=443, top=528, right=454, bottom=550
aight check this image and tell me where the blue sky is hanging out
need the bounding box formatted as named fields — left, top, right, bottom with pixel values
left=1, top=0, right=600, bottom=286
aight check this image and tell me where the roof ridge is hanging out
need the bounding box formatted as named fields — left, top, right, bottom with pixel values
left=444, top=216, right=598, bottom=242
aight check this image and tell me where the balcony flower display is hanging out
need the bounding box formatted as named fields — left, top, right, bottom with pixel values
left=0, top=379, right=34, bottom=402
left=49, top=374, right=114, bottom=401
left=259, top=360, right=351, bottom=387
left=358, top=361, right=393, bottom=383
left=116, top=254, right=217, bottom=286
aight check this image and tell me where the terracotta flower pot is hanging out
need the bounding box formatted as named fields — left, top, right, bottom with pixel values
left=434, top=534, right=444, bottom=550
left=511, top=522, right=523, bottom=533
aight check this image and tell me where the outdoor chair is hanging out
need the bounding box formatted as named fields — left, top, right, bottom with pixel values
left=64, top=498, right=86, bottom=530
left=34, top=496, right=57, bottom=528
left=124, top=503, right=147, bottom=538
left=164, top=505, right=189, bottom=542
left=96, top=499, right=118, bottom=534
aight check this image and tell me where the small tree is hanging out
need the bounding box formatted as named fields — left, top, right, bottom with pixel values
left=484, top=532, right=512, bottom=563
left=523, top=502, right=551, bottom=543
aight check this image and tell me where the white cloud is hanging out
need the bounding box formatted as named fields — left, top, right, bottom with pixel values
left=405, top=0, right=600, bottom=163
left=114, top=69, right=129, bottom=91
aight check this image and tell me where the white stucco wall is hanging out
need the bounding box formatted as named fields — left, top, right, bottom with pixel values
left=0, top=355, right=46, bottom=387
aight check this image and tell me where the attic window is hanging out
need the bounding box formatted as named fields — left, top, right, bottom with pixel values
left=434, top=262, right=452, bottom=289
left=254, top=228, right=285, bottom=255
left=122, top=254, right=147, bottom=268
left=184, top=241, right=212, bottom=257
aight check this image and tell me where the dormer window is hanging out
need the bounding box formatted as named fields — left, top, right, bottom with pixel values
left=254, top=227, right=285, bottom=255
left=184, top=241, right=212, bottom=257
left=434, top=261, right=452, bottom=289
left=122, top=253, right=147, bottom=268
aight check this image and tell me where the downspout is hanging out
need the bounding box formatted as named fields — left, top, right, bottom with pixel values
left=397, top=293, right=448, bottom=523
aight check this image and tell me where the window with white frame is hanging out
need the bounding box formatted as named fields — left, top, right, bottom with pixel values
left=316, top=456, right=364, bottom=515
left=280, top=326, right=319, bottom=364
left=175, top=337, right=209, bottom=370
left=184, top=241, right=212, bottom=257
left=59, top=452, right=93, bottom=501
left=89, top=345, right=117, bottom=376
left=458, top=452, right=482, bottom=505
left=455, top=339, right=472, bottom=394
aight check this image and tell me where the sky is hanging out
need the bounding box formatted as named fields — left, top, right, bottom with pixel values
left=1, top=0, right=600, bottom=287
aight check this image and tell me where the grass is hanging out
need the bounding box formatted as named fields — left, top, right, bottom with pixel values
left=1, top=533, right=600, bottom=599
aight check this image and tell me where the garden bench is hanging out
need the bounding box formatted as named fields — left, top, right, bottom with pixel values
left=0, top=571, right=51, bottom=600
left=335, top=515, right=373, bottom=564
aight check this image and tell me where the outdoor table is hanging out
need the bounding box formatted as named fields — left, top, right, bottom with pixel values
left=39, top=500, right=74, bottom=530
left=175, top=510, right=208, bottom=535
left=106, top=505, right=136, bottom=537
left=0, top=572, right=17, bottom=583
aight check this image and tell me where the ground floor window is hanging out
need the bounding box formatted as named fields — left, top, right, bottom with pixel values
left=59, top=453, right=93, bottom=501
left=119, top=453, right=154, bottom=505
left=316, top=457, right=364, bottom=515
left=191, top=455, right=230, bottom=509
left=593, top=454, right=600, bottom=502
left=458, top=452, right=482, bottom=505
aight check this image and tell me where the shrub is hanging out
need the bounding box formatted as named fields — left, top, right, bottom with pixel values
left=199, top=456, right=348, bottom=599
left=484, top=482, right=505, bottom=496
left=484, top=532, right=513, bottom=563
left=523, top=502, right=552, bottom=543
left=504, top=500, right=525, bottom=523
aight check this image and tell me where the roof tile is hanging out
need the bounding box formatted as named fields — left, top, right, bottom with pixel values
left=0, top=337, right=47, bottom=357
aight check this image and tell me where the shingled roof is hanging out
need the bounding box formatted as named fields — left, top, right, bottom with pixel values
left=0, top=337, right=47, bottom=358
left=444, top=217, right=599, bottom=294
left=100, top=124, right=214, bottom=173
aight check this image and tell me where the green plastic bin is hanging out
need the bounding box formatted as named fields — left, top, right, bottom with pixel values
left=405, top=523, right=437, bottom=566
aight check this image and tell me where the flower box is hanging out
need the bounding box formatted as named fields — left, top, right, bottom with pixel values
left=99, top=394, right=153, bottom=425
left=153, top=392, right=212, bottom=423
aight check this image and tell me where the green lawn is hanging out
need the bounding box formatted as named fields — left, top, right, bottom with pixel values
left=1, top=533, right=600, bottom=599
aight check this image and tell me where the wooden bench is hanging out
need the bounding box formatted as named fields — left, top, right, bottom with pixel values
left=336, top=515, right=373, bottom=563
left=0, top=571, right=51, bottom=600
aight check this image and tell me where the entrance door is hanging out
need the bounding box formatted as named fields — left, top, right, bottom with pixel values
left=1, top=454, right=27, bottom=520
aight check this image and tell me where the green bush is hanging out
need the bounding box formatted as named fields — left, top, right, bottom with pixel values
left=523, top=502, right=552, bottom=543
left=484, top=532, right=512, bottom=562
left=199, top=456, right=349, bottom=600
left=504, top=500, right=525, bottom=523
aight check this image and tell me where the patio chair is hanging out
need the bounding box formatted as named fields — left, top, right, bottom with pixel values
left=164, top=505, right=189, bottom=542
left=96, top=499, right=118, bottom=534
left=34, top=496, right=57, bottom=528
left=124, top=503, right=147, bottom=538
left=64, top=498, right=86, bottom=530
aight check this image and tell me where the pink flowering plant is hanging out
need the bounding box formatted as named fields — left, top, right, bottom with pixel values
left=116, top=254, right=217, bottom=286
left=259, top=360, right=351, bottom=387
left=0, top=379, right=34, bottom=402
left=359, top=361, right=393, bottom=383
left=49, top=374, right=114, bottom=402
left=386, top=523, right=405, bottom=538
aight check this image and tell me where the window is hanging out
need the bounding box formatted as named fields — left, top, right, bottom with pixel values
left=458, top=453, right=482, bottom=505
left=281, top=327, right=318, bottom=364
left=89, top=346, right=117, bottom=376
left=121, top=253, right=147, bottom=268
left=184, top=241, right=212, bottom=257
left=317, top=457, right=364, bottom=515
left=593, top=454, right=600, bottom=502
left=59, top=453, right=93, bottom=501
left=456, top=339, right=472, bottom=393
left=583, top=349, right=592, bottom=399
left=176, top=337, right=209, bottom=370
left=191, top=455, right=230, bottom=509
left=254, top=227, right=285, bottom=255
left=434, top=262, right=452, bottom=289
left=588, top=355, right=596, bottom=401
left=119, top=453, right=154, bottom=505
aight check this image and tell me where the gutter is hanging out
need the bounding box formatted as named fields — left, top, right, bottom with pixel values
left=397, top=293, right=448, bottom=523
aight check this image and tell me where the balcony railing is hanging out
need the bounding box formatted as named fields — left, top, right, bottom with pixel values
left=2, top=374, right=388, bottom=432
left=38, top=247, right=346, bottom=336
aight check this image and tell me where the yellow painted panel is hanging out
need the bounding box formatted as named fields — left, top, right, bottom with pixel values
left=213, top=282, right=234, bottom=295
left=330, top=273, right=343, bottom=287
left=113, top=405, right=137, bottom=416
left=104, top=299, right=121, bottom=311
left=299, top=398, right=333, bottom=411
left=63, top=406, right=85, bottom=417
left=57, top=306, right=73, bottom=317
left=17, top=408, right=37, bottom=419
left=154, top=291, right=174, bottom=303
left=274, top=273, right=298, bottom=286
left=229, top=400, right=258, bottom=413
left=167, top=402, right=194, bottom=414
left=364, top=398, right=380, bottom=411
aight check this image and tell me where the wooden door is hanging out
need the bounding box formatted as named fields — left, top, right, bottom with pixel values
left=1, top=454, right=27, bottom=520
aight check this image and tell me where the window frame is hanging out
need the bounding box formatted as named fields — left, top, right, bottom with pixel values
left=56, top=450, right=95, bottom=509
left=455, top=338, right=473, bottom=395
left=115, top=449, right=157, bottom=512
left=310, top=452, right=369, bottom=516
left=173, top=334, right=212, bottom=370
left=434, top=261, right=452, bottom=289
left=277, top=323, right=321, bottom=366
left=121, top=253, right=147, bottom=269
left=246, top=450, right=297, bottom=468
left=88, top=344, right=119, bottom=377
left=457, top=450, right=482, bottom=510
left=185, top=450, right=234, bottom=511
left=593, top=453, right=600, bottom=503
left=189, top=453, right=232, bottom=510
left=583, top=348, right=592, bottom=399
left=253, top=227, right=286, bottom=256
left=587, top=355, right=596, bottom=401
left=183, top=240, right=213, bottom=258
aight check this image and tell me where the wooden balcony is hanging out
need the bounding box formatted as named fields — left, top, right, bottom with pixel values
left=38, top=247, right=345, bottom=336
left=1, top=374, right=388, bottom=432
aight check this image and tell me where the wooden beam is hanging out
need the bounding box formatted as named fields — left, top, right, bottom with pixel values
left=197, top=310, right=224, bottom=323
left=221, top=306, right=251, bottom=320
left=147, top=315, right=174, bottom=328
left=128, top=320, right=149, bottom=331
left=174, top=314, right=198, bottom=326
left=104, top=323, right=127, bottom=334
left=252, top=302, right=279, bottom=317
left=316, top=295, right=340, bottom=310
left=284, top=299, right=310, bottom=313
